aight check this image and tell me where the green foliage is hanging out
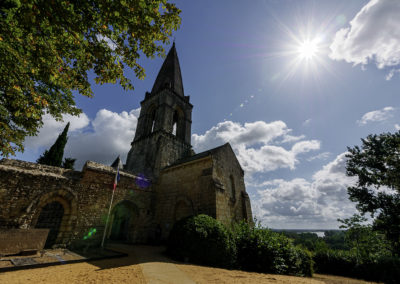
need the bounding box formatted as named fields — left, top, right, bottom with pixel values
left=0, top=0, right=181, bottom=156
left=314, top=249, right=400, bottom=283
left=314, top=249, right=358, bottom=277
left=281, top=232, right=330, bottom=251
left=346, top=132, right=400, bottom=255
left=167, top=216, right=312, bottom=276
left=167, top=214, right=236, bottom=268
left=62, top=157, right=76, bottom=170
left=338, top=214, right=391, bottom=263
left=323, top=230, right=349, bottom=250
left=36, top=122, right=69, bottom=167
left=233, top=221, right=313, bottom=276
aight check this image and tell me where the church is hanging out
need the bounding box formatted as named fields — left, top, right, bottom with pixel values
left=0, top=44, right=252, bottom=248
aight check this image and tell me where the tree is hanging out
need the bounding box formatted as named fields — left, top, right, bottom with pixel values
left=338, top=214, right=390, bottom=263
left=346, top=132, right=400, bottom=255
left=0, top=0, right=181, bottom=156
left=37, top=122, right=69, bottom=167
left=62, top=157, right=76, bottom=170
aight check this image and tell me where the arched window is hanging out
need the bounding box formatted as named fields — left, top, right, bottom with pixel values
left=172, top=111, right=178, bottom=136
left=150, top=109, right=156, bottom=133
left=171, top=107, right=185, bottom=139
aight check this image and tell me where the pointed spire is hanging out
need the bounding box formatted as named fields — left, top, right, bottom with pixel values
left=151, top=43, right=184, bottom=97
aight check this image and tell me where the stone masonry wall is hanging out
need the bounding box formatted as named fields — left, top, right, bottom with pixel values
left=154, top=156, right=216, bottom=239
left=0, top=159, right=153, bottom=247
left=212, top=145, right=253, bottom=227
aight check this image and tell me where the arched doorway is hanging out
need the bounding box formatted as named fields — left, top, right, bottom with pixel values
left=35, top=201, right=64, bottom=248
left=109, top=201, right=138, bottom=242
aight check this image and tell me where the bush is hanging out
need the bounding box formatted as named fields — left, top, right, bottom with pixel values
left=233, top=221, right=313, bottom=276
left=167, top=216, right=313, bottom=276
left=313, top=249, right=357, bottom=277
left=313, top=249, right=400, bottom=283
left=166, top=214, right=236, bottom=268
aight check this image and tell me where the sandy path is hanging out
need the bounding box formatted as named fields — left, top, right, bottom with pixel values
left=177, top=263, right=378, bottom=284
left=0, top=248, right=146, bottom=284
left=0, top=244, right=378, bottom=284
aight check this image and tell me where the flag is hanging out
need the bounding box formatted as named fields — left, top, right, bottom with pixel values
left=112, top=157, right=122, bottom=191
left=113, top=167, right=120, bottom=191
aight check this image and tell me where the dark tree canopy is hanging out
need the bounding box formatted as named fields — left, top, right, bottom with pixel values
left=346, top=132, right=400, bottom=254
left=37, top=122, right=69, bottom=167
left=62, top=157, right=76, bottom=170
left=0, top=0, right=181, bottom=156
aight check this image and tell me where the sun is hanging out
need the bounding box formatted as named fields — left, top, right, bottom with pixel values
left=297, top=39, right=319, bottom=60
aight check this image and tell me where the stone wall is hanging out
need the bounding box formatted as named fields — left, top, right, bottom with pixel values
left=153, top=143, right=253, bottom=238
left=154, top=156, right=216, bottom=239
left=211, top=144, right=253, bottom=227
left=0, top=159, right=153, bottom=247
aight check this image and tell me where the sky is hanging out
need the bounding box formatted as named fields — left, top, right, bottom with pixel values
left=12, top=0, right=400, bottom=229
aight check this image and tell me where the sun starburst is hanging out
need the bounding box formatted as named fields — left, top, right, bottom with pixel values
left=297, top=38, right=320, bottom=60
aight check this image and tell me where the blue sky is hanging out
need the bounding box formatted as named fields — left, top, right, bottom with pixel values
left=13, top=0, right=400, bottom=229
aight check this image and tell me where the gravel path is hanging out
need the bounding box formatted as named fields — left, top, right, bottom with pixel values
left=0, top=244, right=377, bottom=284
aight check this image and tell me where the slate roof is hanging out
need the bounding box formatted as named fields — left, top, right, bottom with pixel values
left=151, top=42, right=184, bottom=97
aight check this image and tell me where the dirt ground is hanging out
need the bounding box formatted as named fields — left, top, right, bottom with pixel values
left=0, top=245, right=379, bottom=284
left=177, top=264, right=378, bottom=284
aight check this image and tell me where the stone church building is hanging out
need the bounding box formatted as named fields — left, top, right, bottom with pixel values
left=0, top=44, right=252, bottom=248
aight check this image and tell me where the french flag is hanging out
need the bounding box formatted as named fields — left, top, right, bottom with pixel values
left=113, top=167, right=120, bottom=191
left=113, top=158, right=122, bottom=191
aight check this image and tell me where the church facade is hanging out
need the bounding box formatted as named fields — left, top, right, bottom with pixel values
left=0, top=44, right=252, bottom=248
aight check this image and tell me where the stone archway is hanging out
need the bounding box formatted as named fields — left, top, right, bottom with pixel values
left=31, top=190, right=77, bottom=248
left=109, top=200, right=139, bottom=242
left=35, top=201, right=64, bottom=248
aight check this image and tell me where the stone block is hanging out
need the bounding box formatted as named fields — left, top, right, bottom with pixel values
left=0, top=228, right=49, bottom=255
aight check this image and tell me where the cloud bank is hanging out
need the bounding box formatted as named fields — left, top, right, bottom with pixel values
left=253, top=153, right=357, bottom=229
left=192, top=120, right=320, bottom=175
left=330, top=0, right=400, bottom=77
left=24, top=108, right=140, bottom=169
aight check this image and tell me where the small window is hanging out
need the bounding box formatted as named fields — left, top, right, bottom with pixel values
left=172, top=110, right=178, bottom=136
left=150, top=109, right=156, bottom=133
left=172, top=123, right=177, bottom=135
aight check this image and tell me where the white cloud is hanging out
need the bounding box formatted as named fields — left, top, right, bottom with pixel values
left=357, top=106, right=394, bottom=125
left=291, top=140, right=320, bottom=156
left=385, top=68, right=400, bottom=80
left=253, top=153, right=357, bottom=229
left=24, top=113, right=90, bottom=149
left=24, top=108, right=140, bottom=169
left=192, top=120, right=320, bottom=175
left=65, top=109, right=139, bottom=169
left=395, top=124, right=400, bottom=130
left=330, top=0, right=400, bottom=72
left=307, top=152, right=331, bottom=162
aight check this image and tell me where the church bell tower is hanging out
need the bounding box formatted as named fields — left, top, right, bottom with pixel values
left=125, top=43, right=193, bottom=178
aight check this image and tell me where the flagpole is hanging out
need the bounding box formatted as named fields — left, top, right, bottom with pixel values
left=101, top=188, right=115, bottom=248
left=101, top=159, right=120, bottom=248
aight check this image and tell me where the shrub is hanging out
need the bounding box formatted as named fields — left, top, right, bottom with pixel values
left=313, top=249, right=357, bottom=277
left=313, top=249, right=400, bottom=283
left=166, top=214, right=236, bottom=268
left=233, top=221, right=313, bottom=276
